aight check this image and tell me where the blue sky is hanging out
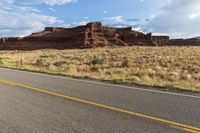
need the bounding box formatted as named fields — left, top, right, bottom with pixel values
left=0, top=0, right=200, bottom=38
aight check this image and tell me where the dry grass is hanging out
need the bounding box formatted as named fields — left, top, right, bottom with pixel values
left=0, top=46, right=200, bottom=92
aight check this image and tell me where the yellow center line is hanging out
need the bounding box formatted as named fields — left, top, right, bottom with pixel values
left=182, top=128, right=200, bottom=133
left=0, top=79, right=199, bottom=133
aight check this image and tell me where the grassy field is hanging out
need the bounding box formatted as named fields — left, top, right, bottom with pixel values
left=0, top=46, right=200, bottom=92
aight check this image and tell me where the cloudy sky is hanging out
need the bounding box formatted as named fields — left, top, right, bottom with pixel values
left=0, top=0, right=200, bottom=38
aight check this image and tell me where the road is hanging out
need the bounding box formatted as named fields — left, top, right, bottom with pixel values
left=0, top=67, right=199, bottom=133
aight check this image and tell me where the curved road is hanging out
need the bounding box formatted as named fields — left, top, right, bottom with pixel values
left=0, top=68, right=200, bottom=133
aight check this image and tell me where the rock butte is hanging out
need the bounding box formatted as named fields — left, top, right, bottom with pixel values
left=0, top=22, right=196, bottom=50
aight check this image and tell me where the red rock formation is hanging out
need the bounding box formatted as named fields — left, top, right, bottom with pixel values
left=0, top=22, right=170, bottom=50
left=0, top=38, right=6, bottom=44
left=152, top=36, right=170, bottom=46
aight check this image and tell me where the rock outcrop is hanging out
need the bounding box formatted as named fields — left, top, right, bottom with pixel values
left=0, top=22, right=170, bottom=50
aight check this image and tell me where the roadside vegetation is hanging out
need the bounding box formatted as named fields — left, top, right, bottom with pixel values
left=0, top=46, right=200, bottom=92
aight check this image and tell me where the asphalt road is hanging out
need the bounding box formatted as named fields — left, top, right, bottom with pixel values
left=0, top=68, right=200, bottom=133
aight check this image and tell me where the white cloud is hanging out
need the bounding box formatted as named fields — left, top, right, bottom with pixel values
left=147, top=0, right=200, bottom=38
left=49, top=7, right=57, bottom=12
left=22, top=0, right=77, bottom=6
left=0, top=0, right=79, bottom=36
left=75, top=16, right=89, bottom=19
left=0, top=2, right=63, bottom=37
left=104, top=16, right=124, bottom=22
left=65, top=21, right=89, bottom=28
left=0, top=0, right=15, bottom=4
left=189, top=13, right=200, bottom=19
left=103, top=11, right=108, bottom=14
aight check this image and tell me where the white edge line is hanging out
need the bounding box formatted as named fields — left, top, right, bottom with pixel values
left=0, top=67, right=200, bottom=99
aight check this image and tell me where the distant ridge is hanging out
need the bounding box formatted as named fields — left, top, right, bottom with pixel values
left=194, top=36, right=200, bottom=40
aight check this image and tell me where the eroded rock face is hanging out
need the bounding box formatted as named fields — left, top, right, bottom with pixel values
left=0, top=22, right=170, bottom=50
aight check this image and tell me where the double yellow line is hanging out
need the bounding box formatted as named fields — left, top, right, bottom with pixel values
left=0, top=79, right=199, bottom=133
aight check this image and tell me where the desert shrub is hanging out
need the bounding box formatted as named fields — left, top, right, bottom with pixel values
left=193, top=73, right=200, bottom=81
left=91, top=57, right=105, bottom=65
left=48, top=64, right=57, bottom=71
left=132, top=76, right=140, bottom=81
left=166, top=75, right=179, bottom=82
left=147, top=68, right=156, bottom=76
left=121, top=58, right=131, bottom=68
left=0, top=58, right=11, bottom=65
left=111, top=68, right=126, bottom=75
left=53, top=61, right=67, bottom=67
left=77, top=65, right=89, bottom=72
left=136, top=69, right=149, bottom=78
left=48, top=54, right=57, bottom=58
left=181, top=73, right=192, bottom=80
left=64, top=64, right=77, bottom=74
left=142, top=75, right=151, bottom=81
left=39, top=55, right=49, bottom=58
left=36, top=58, right=47, bottom=66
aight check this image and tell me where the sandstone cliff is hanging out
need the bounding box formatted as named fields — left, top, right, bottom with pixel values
left=0, top=22, right=170, bottom=50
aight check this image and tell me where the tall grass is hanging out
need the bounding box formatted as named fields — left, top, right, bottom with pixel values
left=0, top=46, right=200, bottom=91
